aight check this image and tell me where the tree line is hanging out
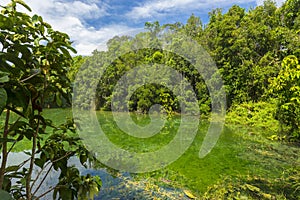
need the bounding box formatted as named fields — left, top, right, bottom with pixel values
left=72, top=0, right=300, bottom=139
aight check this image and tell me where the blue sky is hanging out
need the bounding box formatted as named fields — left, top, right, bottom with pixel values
left=2, top=0, right=286, bottom=55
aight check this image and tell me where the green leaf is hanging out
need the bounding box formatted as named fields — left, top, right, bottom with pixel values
left=9, top=121, right=28, bottom=132
left=60, top=188, right=72, bottom=200
left=59, top=46, right=71, bottom=57
left=5, top=165, right=20, bottom=172
left=24, top=129, right=33, bottom=140
left=0, top=15, right=12, bottom=29
left=4, top=53, right=25, bottom=71
left=79, top=154, right=87, bottom=165
left=0, top=71, right=9, bottom=83
left=53, top=188, right=58, bottom=200
left=56, top=92, right=62, bottom=107
left=14, top=44, right=32, bottom=59
left=34, top=158, right=45, bottom=168
left=66, top=45, right=77, bottom=54
left=0, top=190, right=13, bottom=200
left=32, top=14, right=38, bottom=23
left=6, top=86, right=30, bottom=113
left=245, top=184, right=261, bottom=192
left=93, top=175, right=102, bottom=187
left=34, top=38, right=41, bottom=46
left=0, top=88, right=7, bottom=115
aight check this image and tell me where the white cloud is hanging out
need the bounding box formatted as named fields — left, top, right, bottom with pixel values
left=48, top=1, right=106, bottom=19
left=126, top=0, right=256, bottom=20
left=20, top=0, right=114, bottom=55
left=70, top=24, right=141, bottom=55
left=1, top=0, right=287, bottom=55
left=23, top=0, right=108, bottom=20
left=1, top=0, right=137, bottom=55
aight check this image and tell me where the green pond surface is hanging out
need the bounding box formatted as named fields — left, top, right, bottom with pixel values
left=3, top=108, right=300, bottom=199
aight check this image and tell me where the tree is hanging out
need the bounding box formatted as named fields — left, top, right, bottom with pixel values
left=184, top=14, right=203, bottom=40
left=269, top=55, right=300, bottom=139
left=0, top=0, right=101, bottom=199
left=278, top=0, right=300, bottom=29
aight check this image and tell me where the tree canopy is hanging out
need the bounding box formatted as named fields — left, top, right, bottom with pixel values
left=72, top=0, right=300, bottom=140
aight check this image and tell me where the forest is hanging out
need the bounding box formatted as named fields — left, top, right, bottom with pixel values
left=0, top=0, right=300, bottom=199
left=73, top=0, right=300, bottom=140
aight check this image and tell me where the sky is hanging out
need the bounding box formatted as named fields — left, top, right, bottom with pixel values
left=1, top=0, right=286, bottom=55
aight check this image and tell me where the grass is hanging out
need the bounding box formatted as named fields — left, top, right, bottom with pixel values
left=0, top=108, right=73, bottom=152
left=1, top=108, right=300, bottom=199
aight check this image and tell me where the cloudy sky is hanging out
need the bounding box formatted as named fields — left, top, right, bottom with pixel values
left=2, top=0, right=286, bottom=55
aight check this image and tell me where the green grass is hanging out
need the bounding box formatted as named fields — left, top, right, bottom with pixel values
left=2, top=108, right=299, bottom=199
left=0, top=108, right=73, bottom=152
left=84, top=110, right=300, bottom=198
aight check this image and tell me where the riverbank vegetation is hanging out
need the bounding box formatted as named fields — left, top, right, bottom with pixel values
left=71, top=0, right=300, bottom=141
left=0, top=0, right=300, bottom=199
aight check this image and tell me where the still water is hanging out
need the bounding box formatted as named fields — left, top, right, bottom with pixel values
left=4, top=151, right=188, bottom=199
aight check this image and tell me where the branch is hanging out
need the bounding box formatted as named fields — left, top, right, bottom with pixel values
left=0, top=110, right=10, bottom=189
left=52, top=151, right=73, bottom=163
left=7, top=117, right=22, bottom=154
left=35, top=185, right=62, bottom=200
left=17, top=157, right=31, bottom=169
left=7, top=141, right=16, bottom=155
left=26, top=111, right=41, bottom=199
left=20, top=71, right=40, bottom=83
left=30, top=161, right=52, bottom=191
left=32, top=164, right=53, bottom=197
left=6, top=106, right=26, bottom=118
left=31, top=151, right=72, bottom=196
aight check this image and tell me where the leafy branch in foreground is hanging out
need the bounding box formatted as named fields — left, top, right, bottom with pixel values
left=0, top=0, right=101, bottom=199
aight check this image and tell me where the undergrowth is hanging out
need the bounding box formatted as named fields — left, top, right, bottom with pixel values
left=226, top=101, right=280, bottom=134
left=203, top=166, right=300, bottom=199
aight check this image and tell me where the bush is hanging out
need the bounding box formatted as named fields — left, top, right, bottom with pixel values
left=226, top=101, right=280, bottom=133
left=269, top=55, right=300, bottom=140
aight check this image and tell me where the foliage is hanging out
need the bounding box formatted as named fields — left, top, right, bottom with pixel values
left=278, top=0, right=300, bottom=29
left=203, top=127, right=300, bottom=200
left=203, top=0, right=300, bottom=106
left=70, top=0, right=300, bottom=125
left=1, top=0, right=299, bottom=198
left=0, top=190, right=13, bottom=200
left=74, top=32, right=210, bottom=115
left=67, top=55, right=87, bottom=83
left=0, top=0, right=100, bottom=199
left=226, top=101, right=280, bottom=133
left=203, top=167, right=300, bottom=200
left=270, top=55, right=300, bottom=140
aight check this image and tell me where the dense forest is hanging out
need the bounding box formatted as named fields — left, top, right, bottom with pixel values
left=0, top=0, right=300, bottom=199
left=72, top=0, right=300, bottom=140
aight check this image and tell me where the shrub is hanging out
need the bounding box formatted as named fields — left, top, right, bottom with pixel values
left=226, top=101, right=280, bottom=134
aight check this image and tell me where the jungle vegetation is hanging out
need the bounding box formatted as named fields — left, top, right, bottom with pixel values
left=0, top=0, right=300, bottom=199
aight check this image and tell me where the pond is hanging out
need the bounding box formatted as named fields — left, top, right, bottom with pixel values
left=3, top=108, right=300, bottom=199
left=4, top=152, right=188, bottom=199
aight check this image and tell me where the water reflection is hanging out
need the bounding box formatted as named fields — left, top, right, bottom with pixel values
left=4, top=152, right=188, bottom=199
